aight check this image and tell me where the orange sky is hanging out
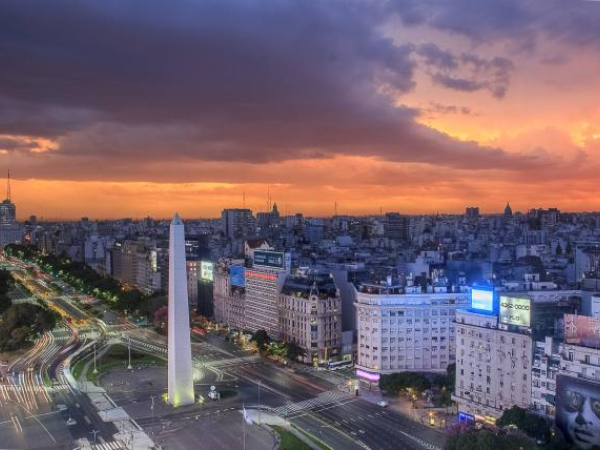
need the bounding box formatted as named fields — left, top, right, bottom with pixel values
left=1, top=1, right=600, bottom=219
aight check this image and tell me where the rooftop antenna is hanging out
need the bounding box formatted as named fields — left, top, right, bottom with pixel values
left=6, top=169, right=10, bottom=201
left=335, top=202, right=338, bottom=217
left=243, top=191, right=246, bottom=209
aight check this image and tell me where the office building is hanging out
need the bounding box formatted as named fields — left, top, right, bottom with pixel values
left=221, top=208, right=254, bottom=240
left=244, top=250, right=290, bottom=338
left=355, top=279, right=469, bottom=387
left=279, top=272, right=342, bottom=365
left=453, top=289, right=534, bottom=423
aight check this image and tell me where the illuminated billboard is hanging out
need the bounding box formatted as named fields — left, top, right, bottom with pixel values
left=564, top=314, right=600, bottom=348
left=471, top=286, right=495, bottom=313
left=253, top=250, right=285, bottom=269
left=556, top=375, right=600, bottom=448
left=200, top=261, right=214, bottom=282
left=499, top=296, right=531, bottom=327
left=230, top=265, right=245, bottom=287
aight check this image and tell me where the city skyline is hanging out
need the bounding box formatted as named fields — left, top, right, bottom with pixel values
left=1, top=1, right=600, bottom=218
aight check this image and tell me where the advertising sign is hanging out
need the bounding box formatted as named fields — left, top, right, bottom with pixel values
left=564, top=314, right=600, bottom=348
left=253, top=250, right=284, bottom=269
left=471, top=286, right=495, bottom=313
left=200, top=261, right=214, bottom=282
left=556, top=375, right=600, bottom=448
left=230, top=265, right=245, bottom=287
left=499, top=296, right=531, bottom=327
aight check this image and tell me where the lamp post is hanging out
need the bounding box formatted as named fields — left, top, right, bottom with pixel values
left=127, top=337, right=132, bottom=370
left=90, top=429, right=99, bottom=445
left=150, top=395, right=155, bottom=426
left=257, top=380, right=262, bottom=424
left=93, top=343, right=98, bottom=375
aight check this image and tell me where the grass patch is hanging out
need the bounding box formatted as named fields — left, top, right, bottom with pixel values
left=271, top=426, right=311, bottom=450
left=71, top=357, right=87, bottom=381
left=75, top=344, right=166, bottom=383
left=293, top=426, right=332, bottom=450
left=89, top=344, right=166, bottom=382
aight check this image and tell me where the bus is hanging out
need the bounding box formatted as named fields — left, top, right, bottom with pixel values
left=328, top=360, right=353, bottom=371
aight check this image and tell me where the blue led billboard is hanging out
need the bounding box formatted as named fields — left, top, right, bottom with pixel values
left=470, top=286, right=495, bottom=313
left=230, top=265, right=245, bottom=287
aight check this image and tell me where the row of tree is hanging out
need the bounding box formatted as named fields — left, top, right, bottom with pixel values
left=249, top=329, right=306, bottom=361
left=0, top=302, right=58, bottom=352
left=4, top=244, right=167, bottom=326
left=445, top=406, right=600, bottom=450
left=0, top=268, right=13, bottom=314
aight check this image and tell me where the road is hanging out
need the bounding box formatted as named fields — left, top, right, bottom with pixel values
left=0, top=259, right=121, bottom=449
left=2, top=256, right=448, bottom=450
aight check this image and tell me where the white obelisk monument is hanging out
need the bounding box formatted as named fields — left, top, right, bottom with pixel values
left=168, top=213, right=194, bottom=406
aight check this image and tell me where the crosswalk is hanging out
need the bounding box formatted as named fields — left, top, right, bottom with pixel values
left=206, top=355, right=260, bottom=368
left=0, top=383, right=70, bottom=393
left=91, top=440, right=126, bottom=450
left=272, top=390, right=354, bottom=416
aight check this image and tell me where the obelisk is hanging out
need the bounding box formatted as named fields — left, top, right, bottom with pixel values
left=168, top=213, right=194, bottom=406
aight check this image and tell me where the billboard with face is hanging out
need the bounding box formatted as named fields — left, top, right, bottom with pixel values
left=556, top=375, right=600, bottom=448
left=564, top=314, right=600, bottom=348
left=499, top=296, right=531, bottom=327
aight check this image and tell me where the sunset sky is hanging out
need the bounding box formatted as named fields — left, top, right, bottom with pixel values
left=1, top=0, right=600, bottom=219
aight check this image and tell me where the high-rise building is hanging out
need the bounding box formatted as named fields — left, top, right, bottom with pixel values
left=221, top=208, right=254, bottom=240
left=465, top=207, right=480, bottom=220
left=167, top=213, right=195, bottom=407
left=355, top=281, right=468, bottom=387
left=384, top=212, right=409, bottom=242
left=452, top=289, right=536, bottom=424
left=109, top=239, right=161, bottom=294
left=213, top=259, right=246, bottom=330
left=244, top=250, right=290, bottom=338
left=279, top=272, right=342, bottom=365
left=0, top=170, right=22, bottom=248
left=453, top=307, right=533, bottom=423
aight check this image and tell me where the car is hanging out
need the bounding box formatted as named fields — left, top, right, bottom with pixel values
left=377, top=400, right=389, bottom=407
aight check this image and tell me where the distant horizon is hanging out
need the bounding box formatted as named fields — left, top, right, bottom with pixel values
left=16, top=205, right=600, bottom=223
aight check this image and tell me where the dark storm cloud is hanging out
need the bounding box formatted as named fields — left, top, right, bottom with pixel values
left=0, top=136, right=40, bottom=153
left=390, top=0, right=600, bottom=49
left=0, top=0, right=565, bottom=179
left=417, top=43, right=514, bottom=98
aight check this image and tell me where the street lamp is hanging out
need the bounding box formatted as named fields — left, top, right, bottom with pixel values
left=127, top=337, right=132, bottom=370
left=90, top=429, right=99, bottom=444
left=257, top=380, right=262, bottom=424
left=93, top=343, right=98, bottom=374
left=150, top=395, right=155, bottom=426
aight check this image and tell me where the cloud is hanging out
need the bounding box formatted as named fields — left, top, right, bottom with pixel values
left=0, top=0, right=545, bottom=181
left=416, top=43, right=514, bottom=98
left=390, top=0, right=600, bottom=50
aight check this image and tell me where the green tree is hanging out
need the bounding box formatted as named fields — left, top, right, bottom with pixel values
left=0, top=269, right=14, bottom=314
left=250, top=329, right=271, bottom=351
left=284, top=342, right=306, bottom=361
left=379, top=372, right=431, bottom=395
left=445, top=429, right=534, bottom=450
left=496, top=405, right=551, bottom=443
left=0, top=303, right=57, bottom=351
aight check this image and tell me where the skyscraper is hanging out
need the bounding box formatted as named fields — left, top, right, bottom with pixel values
left=168, top=213, right=195, bottom=407
left=0, top=170, right=16, bottom=224
left=0, top=170, right=21, bottom=248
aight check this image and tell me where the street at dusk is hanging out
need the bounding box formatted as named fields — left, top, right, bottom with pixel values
left=1, top=1, right=600, bottom=450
